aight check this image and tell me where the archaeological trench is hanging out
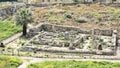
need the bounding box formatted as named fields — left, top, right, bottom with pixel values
left=19, top=24, right=118, bottom=56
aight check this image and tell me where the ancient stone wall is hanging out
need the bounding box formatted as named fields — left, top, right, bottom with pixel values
left=27, top=24, right=117, bottom=55
left=0, top=3, right=25, bottom=19
left=41, top=24, right=91, bottom=34
left=93, top=29, right=113, bottom=36
left=28, top=24, right=113, bottom=37
left=29, top=24, right=113, bottom=36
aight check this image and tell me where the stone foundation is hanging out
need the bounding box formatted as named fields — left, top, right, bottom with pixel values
left=28, top=24, right=113, bottom=37
left=26, top=24, right=118, bottom=55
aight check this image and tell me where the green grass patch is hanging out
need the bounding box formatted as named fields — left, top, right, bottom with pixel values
left=27, top=60, right=120, bottom=68
left=0, top=56, right=22, bottom=68
left=0, top=20, right=22, bottom=41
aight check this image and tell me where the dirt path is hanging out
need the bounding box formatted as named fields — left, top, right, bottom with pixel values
left=2, top=32, right=22, bottom=45
left=2, top=23, right=44, bottom=45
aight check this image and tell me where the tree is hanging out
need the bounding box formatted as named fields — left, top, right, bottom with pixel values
left=15, top=8, right=33, bottom=36
left=73, top=0, right=79, bottom=3
left=112, top=0, right=116, bottom=3
left=72, top=0, right=79, bottom=4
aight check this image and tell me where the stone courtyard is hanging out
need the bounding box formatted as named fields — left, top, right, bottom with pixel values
left=18, top=24, right=117, bottom=56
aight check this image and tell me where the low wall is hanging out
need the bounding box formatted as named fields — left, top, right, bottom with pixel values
left=27, top=24, right=117, bottom=55
left=28, top=24, right=113, bottom=37
left=102, top=3, right=120, bottom=7
left=29, top=24, right=113, bottom=36
left=27, top=3, right=76, bottom=7
left=19, top=46, right=114, bottom=55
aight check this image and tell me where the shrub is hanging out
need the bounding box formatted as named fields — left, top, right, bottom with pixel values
left=73, top=0, right=79, bottom=3
left=75, top=17, right=87, bottom=23
left=49, top=11, right=55, bottom=15
left=64, top=13, right=72, bottom=19
left=0, top=56, right=22, bottom=68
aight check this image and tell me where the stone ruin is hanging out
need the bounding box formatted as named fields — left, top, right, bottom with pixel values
left=20, top=24, right=118, bottom=55
left=0, top=3, right=25, bottom=20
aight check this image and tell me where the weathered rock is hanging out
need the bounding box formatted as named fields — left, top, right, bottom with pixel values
left=69, top=43, right=75, bottom=50
left=0, top=4, right=25, bottom=20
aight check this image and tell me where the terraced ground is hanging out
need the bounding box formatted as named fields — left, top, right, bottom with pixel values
left=33, top=4, right=120, bottom=35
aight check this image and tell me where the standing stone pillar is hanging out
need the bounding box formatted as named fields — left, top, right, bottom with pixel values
left=112, top=30, right=117, bottom=47
left=65, top=32, right=69, bottom=40
left=112, top=30, right=117, bottom=55
left=92, top=29, right=96, bottom=48
left=52, top=25, right=55, bottom=32
left=62, top=43, right=65, bottom=47
left=69, top=42, right=75, bottom=50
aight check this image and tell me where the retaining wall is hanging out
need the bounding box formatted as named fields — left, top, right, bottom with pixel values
left=0, top=3, right=25, bottom=19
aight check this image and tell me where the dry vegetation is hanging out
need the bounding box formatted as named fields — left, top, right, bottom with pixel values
left=32, top=4, right=120, bottom=35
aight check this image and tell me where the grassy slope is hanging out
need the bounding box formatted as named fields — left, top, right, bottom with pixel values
left=33, top=4, right=120, bottom=34
left=0, top=56, right=22, bottom=68
left=0, top=20, right=22, bottom=41
left=27, top=60, right=120, bottom=68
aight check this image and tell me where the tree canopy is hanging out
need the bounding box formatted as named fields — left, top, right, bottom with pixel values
left=14, top=8, right=33, bottom=36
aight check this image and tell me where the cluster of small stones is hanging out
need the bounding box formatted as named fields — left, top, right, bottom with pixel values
left=21, top=24, right=117, bottom=55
